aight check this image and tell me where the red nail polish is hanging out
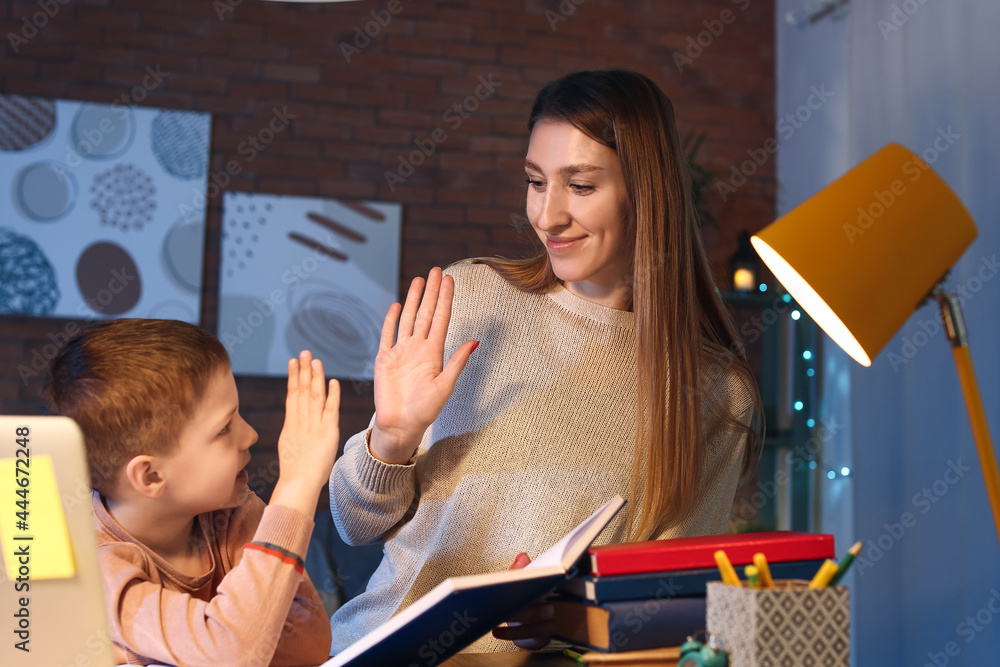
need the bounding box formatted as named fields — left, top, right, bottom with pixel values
left=470, top=340, right=480, bottom=353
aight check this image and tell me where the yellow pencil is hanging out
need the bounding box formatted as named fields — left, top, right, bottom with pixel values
left=714, top=549, right=742, bottom=587
left=753, top=552, right=774, bottom=588
left=809, top=559, right=840, bottom=588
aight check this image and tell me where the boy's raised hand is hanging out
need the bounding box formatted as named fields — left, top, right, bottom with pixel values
left=270, top=350, right=341, bottom=516
left=369, top=267, right=478, bottom=464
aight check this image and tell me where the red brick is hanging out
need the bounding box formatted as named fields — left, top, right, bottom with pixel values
left=323, top=140, right=380, bottom=161
left=287, top=83, right=348, bottom=104
left=443, top=42, right=499, bottom=63
left=255, top=177, right=317, bottom=198
left=140, top=12, right=206, bottom=35
left=384, top=35, right=443, bottom=57
left=344, top=87, right=406, bottom=108
left=415, top=20, right=474, bottom=42
left=438, top=7, right=494, bottom=26
left=262, top=63, right=322, bottom=83
left=4, top=38, right=73, bottom=59
left=468, top=135, right=526, bottom=154
left=229, top=81, right=288, bottom=100
left=169, top=73, right=229, bottom=94
left=35, top=24, right=103, bottom=44
left=168, top=34, right=228, bottom=55
left=39, top=61, right=103, bottom=84
left=78, top=8, right=140, bottom=30
left=206, top=22, right=267, bottom=43
left=378, top=108, right=437, bottom=127
left=0, top=57, right=38, bottom=77
left=202, top=57, right=263, bottom=79
left=403, top=205, right=466, bottom=225
left=284, top=158, right=346, bottom=180
left=292, top=121, right=353, bottom=141
left=133, top=91, right=196, bottom=111
left=408, top=57, right=465, bottom=79
left=316, top=105, right=375, bottom=126
left=339, top=53, right=410, bottom=73
left=113, top=30, right=168, bottom=50
left=382, top=73, right=438, bottom=93
left=228, top=41, right=289, bottom=60
left=317, top=179, right=378, bottom=200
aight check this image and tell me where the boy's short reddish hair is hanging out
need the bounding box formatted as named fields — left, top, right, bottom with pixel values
left=44, top=318, right=230, bottom=497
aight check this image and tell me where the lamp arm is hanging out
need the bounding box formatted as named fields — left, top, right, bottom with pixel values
left=934, top=289, right=1000, bottom=550
left=934, top=288, right=968, bottom=347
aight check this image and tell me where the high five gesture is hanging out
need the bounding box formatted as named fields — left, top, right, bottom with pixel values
left=369, top=267, right=479, bottom=464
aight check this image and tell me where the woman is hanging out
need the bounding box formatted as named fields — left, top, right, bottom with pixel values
left=328, top=69, right=762, bottom=654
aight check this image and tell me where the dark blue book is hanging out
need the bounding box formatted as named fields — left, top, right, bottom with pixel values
left=550, top=596, right=707, bottom=652
left=556, top=559, right=826, bottom=603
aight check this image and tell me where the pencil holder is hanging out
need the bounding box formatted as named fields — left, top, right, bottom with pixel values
left=706, top=580, right=849, bottom=667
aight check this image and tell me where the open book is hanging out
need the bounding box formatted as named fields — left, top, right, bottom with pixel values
left=323, top=495, right=626, bottom=667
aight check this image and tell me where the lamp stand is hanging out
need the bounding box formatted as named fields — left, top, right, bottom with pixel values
left=934, top=286, right=1000, bottom=550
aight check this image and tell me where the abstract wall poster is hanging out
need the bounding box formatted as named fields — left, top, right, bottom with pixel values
left=0, top=94, right=210, bottom=322
left=218, top=192, right=402, bottom=380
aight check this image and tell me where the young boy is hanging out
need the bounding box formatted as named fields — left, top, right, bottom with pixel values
left=44, top=318, right=339, bottom=667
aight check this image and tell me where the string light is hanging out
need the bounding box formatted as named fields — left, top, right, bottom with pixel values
left=827, top=471, right=836, bottom=479
left=807, top=368, right=815, bottom=377
left=840, top=467, right=851, bottom=477
left=758, top=283, right=768, bottom=292
left=791, top=310, right=801, bottom=320
left=794, top=401, right=804, bottom=411
left=802, top=350, right=813, bottom=360
left=807, top=418, right=815, bottom=427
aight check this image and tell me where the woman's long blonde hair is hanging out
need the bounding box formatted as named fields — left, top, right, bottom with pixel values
left=475, top=69, right=762, bottom=540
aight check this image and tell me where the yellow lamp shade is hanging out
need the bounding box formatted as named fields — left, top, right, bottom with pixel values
left=752, top=143, right=977, bottom=366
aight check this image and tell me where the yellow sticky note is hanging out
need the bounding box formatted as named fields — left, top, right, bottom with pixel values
left=0, top=455, right=77, bottom=580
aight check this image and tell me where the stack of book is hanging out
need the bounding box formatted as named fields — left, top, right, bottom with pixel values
left=549, top=531, right=835, bottom=661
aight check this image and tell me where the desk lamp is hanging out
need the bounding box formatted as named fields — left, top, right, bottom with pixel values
left=750, top=143, right=1000, bottom=548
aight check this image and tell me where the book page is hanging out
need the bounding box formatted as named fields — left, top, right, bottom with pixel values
left=527, top=495, right=625, bottom=571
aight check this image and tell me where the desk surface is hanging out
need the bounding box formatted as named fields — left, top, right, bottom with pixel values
left=442, top=653, right=573, bottom=666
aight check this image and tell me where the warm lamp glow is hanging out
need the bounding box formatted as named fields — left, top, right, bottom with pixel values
left=751, top=237, right=870, bottom=366
left=733, top=268, right=756, bottom=291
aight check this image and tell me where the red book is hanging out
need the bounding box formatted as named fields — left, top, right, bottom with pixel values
left=588, top=531, right=834, bottom=576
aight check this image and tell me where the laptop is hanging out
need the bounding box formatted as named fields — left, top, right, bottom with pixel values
left=0, top=415, right=116, bottom=667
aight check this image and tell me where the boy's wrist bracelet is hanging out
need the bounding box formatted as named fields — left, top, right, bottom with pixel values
left=244, top=541, right=305, bottom=574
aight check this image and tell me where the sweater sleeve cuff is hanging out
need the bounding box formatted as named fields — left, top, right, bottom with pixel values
left=252, top=503, right=316, bottom=564
left=356, top=427, right=417, bottom=494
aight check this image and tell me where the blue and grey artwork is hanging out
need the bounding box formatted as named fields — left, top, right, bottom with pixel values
left=15, top=160, right=77, bottom=222
left=151, top=111, right=209, bottom=180
left=0, top=95, right=56, bottom=151
left=285, top=284, right=381, bottom=379
left=0, top=227, right=59, bottom=315
left=90, top=164, right=157, bottom=231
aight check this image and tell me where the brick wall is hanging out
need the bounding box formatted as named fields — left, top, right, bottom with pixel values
left=0, top=0, right=775, bottom=509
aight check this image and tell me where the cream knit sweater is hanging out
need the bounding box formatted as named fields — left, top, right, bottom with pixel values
left=329, top=262, right=755, bottom=654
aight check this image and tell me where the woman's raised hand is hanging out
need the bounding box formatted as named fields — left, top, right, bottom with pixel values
left=369, top=267, right=479, bottom=464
